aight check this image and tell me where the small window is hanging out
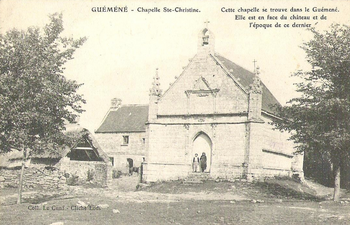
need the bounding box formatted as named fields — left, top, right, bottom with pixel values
left=109, top=157, right=114, bottom=166
left=123, top=135, right=129, bottom=145
left=142, top=138, right=145, bottom=144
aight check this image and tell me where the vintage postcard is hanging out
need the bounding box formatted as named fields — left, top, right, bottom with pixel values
left=0, top=0, right=350, bottom=224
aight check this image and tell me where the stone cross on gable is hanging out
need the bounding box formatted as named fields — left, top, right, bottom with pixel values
left=253, top=59, right=257, bottom=73
left=204, top=20, right=210, bottom=29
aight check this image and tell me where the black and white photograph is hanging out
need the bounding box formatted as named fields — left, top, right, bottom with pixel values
left=0, top=0, right=350, bottom=224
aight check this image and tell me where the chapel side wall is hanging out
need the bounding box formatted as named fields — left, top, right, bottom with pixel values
left=249, top=116, right=297, bottom=178
left=94, top=132, right=146, bottom=172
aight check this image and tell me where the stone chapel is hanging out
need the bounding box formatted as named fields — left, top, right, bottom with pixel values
left=142, top=27, right=304, bottom=182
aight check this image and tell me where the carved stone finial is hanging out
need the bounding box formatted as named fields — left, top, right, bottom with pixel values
left=256, top=66, right=260, bottom=76
left=249, top=66, right=262, bottom=94
left=149, top=68, right=162, bottom=98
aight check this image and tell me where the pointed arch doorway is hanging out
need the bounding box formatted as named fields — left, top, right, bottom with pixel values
left=192, top=132, right=212, bottom=173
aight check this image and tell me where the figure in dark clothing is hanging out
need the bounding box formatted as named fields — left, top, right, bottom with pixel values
left=200, top=152, right=207, bottom=172
left=127, top=158, right=133, bottom=175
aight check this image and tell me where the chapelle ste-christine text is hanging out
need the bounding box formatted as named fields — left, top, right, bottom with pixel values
left=91, top=6, right=200, bottom=13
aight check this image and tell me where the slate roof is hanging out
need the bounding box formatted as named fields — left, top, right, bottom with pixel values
left=215, top=54, right=281, bottom=114
left=95, top=105, right=149, bottom=133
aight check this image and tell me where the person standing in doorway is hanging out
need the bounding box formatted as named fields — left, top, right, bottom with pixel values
left=192, top=153, right=199, bottom=172
left=200, top=152, right=207, bottom=172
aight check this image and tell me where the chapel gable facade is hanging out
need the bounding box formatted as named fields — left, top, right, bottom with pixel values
left=143, top=27, right=304, bottom=182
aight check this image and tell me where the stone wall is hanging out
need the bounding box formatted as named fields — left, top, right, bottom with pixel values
left=144, top=116, right=301, bottom=182
left=207, top=123, right=247, bottom=179
left=94, top=132, right=146, bottom=172
left=59, top=157, right=109, bottom=186
left=246, top=116, right=303, bottom=179
left=158, top=53, right=248, bottom=116
left=145, top=122, right=249, bottom=182
left=142, top=163, right=189, bottom=182
left=0, top=167, right=67, bottom=191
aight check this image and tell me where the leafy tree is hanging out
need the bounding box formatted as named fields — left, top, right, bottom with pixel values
left=272, top=24, right=350, bottom=201
left=0, top=13, right=86, bottom=203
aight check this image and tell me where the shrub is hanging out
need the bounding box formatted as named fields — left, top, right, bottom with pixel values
left=87, top=169, right=94, bottom=182
left=112, top=170, right=122, bottom=179
left=65, top=173, right=79, bottom=186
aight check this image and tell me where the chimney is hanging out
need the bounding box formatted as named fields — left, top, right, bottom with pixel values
left=111, top=98, right=122, bottom=110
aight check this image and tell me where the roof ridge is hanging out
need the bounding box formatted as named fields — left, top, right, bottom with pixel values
left=161, top=54, right=198, bottom=99
left=216, top=53, right=256, bottom=75
left=121, top=104, right=149, bottom=107
left=210, top=53, right=248, bottom=94
left=215, top=53, right=282, bottom=114
left=95, top=103, right=149, bottom=133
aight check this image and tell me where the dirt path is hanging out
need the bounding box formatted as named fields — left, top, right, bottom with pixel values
left=105, top=191, right=248, bottom=203
left=68, top=176, right=350, bottom=204
left=70, top=176, right=248, bottom=203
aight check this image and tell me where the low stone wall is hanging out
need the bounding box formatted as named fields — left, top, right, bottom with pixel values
left=211, top=164, right=244, bottom=179
left=0, top=167, right=67, bottom=191
left=142, top=163, right=189, bottom=182
left=144, top=163, right=246, bottom=182
left=60, top=158, right=110, bottom=186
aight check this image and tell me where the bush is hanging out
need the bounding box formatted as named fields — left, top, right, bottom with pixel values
left=64, top=173, right=79, bottom=186
left=87, top=169, right=94, bottom=182
left=112, top=170, right=122, bottom=179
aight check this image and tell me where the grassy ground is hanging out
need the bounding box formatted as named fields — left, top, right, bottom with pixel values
left=141, top=178, right=325, bottom=201
left=1, top=176, right=350, bottom=225
left=1, top=195, right=350, bottom=225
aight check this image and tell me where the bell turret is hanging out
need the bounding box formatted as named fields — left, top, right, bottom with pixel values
left=197, top=20, right=215, bottom=54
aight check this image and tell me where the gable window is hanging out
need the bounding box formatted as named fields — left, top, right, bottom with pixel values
left=123, top=135, right=129, bottom=145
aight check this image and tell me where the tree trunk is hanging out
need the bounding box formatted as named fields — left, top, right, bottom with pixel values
left=333, top=163, right=341, bottom=202
left=17, top=148, right=26, bottom=204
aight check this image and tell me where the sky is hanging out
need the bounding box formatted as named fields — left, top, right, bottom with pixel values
left=1, top=0, right=350, bottom=132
